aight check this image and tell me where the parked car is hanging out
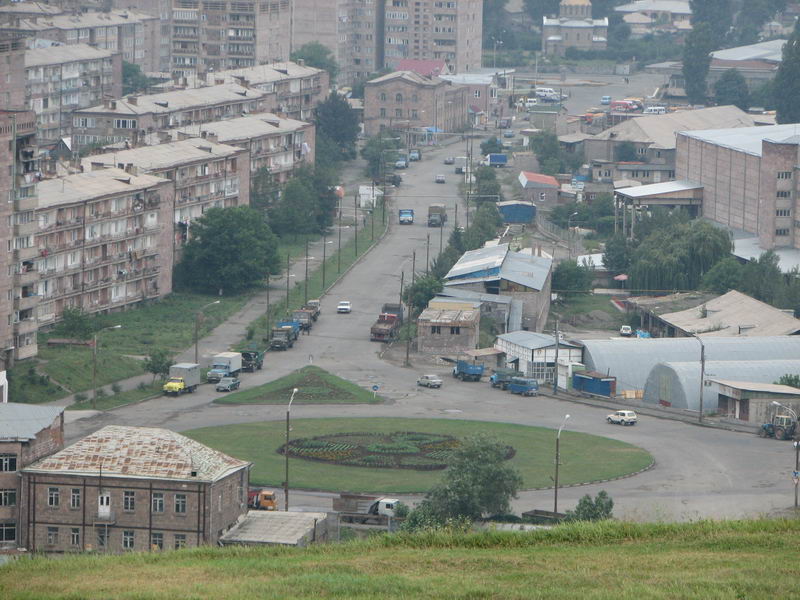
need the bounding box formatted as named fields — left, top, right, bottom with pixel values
left=337, top=301, right=352, bottom=314
left=601, top=95, right=612, bottom=105
left=619, top=325, right=633, bottom=337
left=417, top=374, right=443, bottom=389
left=215, top=377, right=241, bottom=392
left=607, top=410, right=638, bottom=425
left=388, top=174, right=402, bottom=187
left=409, top=149, right=421, bottom=161
left=395, top=159, right=408, bottom=169
left=444, top=156, right=455, bottom=165
left=503, top=130, right=515, bottom=138
left=435, top=174, right=446, bottom=184
left=524, top=98, right=538, bottom=108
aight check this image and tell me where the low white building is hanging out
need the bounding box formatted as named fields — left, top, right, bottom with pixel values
left=494, top=331, right=582, bottom=383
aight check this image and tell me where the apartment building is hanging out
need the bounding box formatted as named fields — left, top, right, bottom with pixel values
left=363, top=70, right=469, bottom=137
left=0, top=33, right=25, bottom=109
left=0, top=9, right=161, bottom=73
left=70, top=83, right=270, bottom=149
left=0, top=403, right=65, bottom=551
left=25, top=44, right=122, bottom=145
left=33, top=168, right=174, bottom=328
left=82, top=138, right=250, bottom=251
left=20, top=425, right=250, bottom=553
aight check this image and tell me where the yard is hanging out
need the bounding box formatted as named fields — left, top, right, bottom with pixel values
left=549, top=293, right=626, bottom=332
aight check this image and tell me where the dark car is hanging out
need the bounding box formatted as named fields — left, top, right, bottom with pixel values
left=215, top=377, right=241, bottom=392
left=444, top=156, right=455, bottom=165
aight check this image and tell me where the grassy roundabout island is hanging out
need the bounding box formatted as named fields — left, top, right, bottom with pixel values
left=185, top=418, right=653, bottom=493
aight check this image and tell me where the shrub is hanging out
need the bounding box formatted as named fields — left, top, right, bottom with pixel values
left=74, top=393, right=88, bottom=403
left=111, top=383, right=122, bottom=394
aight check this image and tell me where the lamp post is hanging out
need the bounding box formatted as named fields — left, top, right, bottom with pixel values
left=493, top=38, right=504, bottom=70
left=567, top=211, right=579, bottom=259
left=554, top=414, right=570, bottom=514
left=284, top=387, right=299, bottom=511
left=194, top=300, right=220, bottom=365
left=772, top=402, right=800, bottom=508
left=92, top=325, right=121, bottom=410
left=697, top=336, right=706, bottom=422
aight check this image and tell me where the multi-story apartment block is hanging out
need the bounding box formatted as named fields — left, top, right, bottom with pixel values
left=363, top=70, right=469, bottom=137
left=0, top=403, right=65, bottom=551
left=25, top=44, right=122, bottom=145
left=33, top=168, right=174, bottom=328
left=82, top=138, right=250, bottom=251
left=70, top=83, right=269, bottom=149
left=20, top=425, right=250, bottom=553
left=0, top=2, right=64, bottom=21
left=0, top=9, right=160, bottom=73
left=0, top=33, right=25, bottom=109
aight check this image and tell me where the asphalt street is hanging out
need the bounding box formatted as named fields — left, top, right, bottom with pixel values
left=63, top=76, right=799, bottom=521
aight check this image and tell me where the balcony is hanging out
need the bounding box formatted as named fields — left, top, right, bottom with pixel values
left=13, top=318, right=38, bottom=335
left=13, top=246, right=39, bottom=261
left=14, top=195, right=38, bottom=212
left=16, top=343, right=38, bottom=361
left=93, top=510, right=116, bottom=525
left=13, top=269, right=38, bottom=286
left=14, top=295, right=40, bottom=311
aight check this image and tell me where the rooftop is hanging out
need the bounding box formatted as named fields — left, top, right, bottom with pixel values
left=24, top=425, right=249, bottom=482
left=710, top=39, right=786, bottom=63
left=219, top=511, right=328, bottom=547
left=614, top=1, right=691, bottom=14
left=627, top=292, right=718, bottom=315
left=679, top=124, right=800, bottom=157
left=616, top=179, right=703, bottom=198
left=445, top=244, right=552, bottom=291
left=367, top=70, right=444, bottom=87
left=418, top=309, right=479, bottom=325
left=182, top=113, right=310, bottom=142
left=82, top=137, right=244, bottom=171
left=4, top=9, right=156, bottom=31
left=25, top=43, right=115, bottom=68
left=397, top=58, right=448, bottom=77
left=710, top=379, right=800, bottom=396
left=496, top=331, right=579, bottom=350
left=518, top=171, right=559, bottom=188
left=0, top=3, right=63, bottom=16
left=37, top=168, right=168, bottom=208
left=0, top=403, right=63, bottom=442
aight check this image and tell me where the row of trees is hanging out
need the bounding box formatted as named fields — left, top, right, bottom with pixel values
left=529, top=132, right=583, bottom=177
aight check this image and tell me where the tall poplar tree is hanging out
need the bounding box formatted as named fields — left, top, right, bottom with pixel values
left=775, top=21, right=800, bottom=124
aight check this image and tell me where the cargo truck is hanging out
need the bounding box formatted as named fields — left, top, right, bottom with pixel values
left=162, top=363, right=201, bottom=396
left=269, top=326, right=295, bottom=350
left=454, top=156, right=468, bottom=174
left=427, top=203, right=447, bottom=227
left=370, top=303, right=403, bottom=342
left=399, top=209, right=414, bottom=224
left=292, top=308, right=314, bottom=331
left=334, top=493, right=401, bottom=525
left=241, top=350, right=264, bottom=372
left=489, top=368, right=523, bottom=390
left=303, top=299, right=321, bottom=321
left=248, top=488, right=277, bottom=510
left=206, top=352, right=242, bottom=383
left=452, top=360, right=484, bottom=382
left=481, top=153, right=508, bottom=168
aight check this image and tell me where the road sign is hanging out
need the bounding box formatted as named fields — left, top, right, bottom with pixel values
left=372, top=385, right=380, bottom=392
left=793, top=471, right=799, bottom=485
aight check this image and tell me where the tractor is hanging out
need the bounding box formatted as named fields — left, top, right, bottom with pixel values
left=759, top=414, right=798, bottom=440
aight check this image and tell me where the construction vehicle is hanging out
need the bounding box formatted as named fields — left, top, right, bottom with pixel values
left=759, top=414, right=798, bottom=440
left=370, top=303, right=403, bottom=342
left=248, top=488, right=277, bottom=510
left=334, top=493, right=401, bottom=525
left=507, top=377, right=539, bottom=397
left=452, top=360, right=484, bottom=382
left=162, top=363, right=201, bottom=396
left=241, top=350, right=264, bottom=372
left=427, top=203, right=447, bottom=227
left=292, top=308, right=314, bottom=331
left=489, top=368, right=523, bottom=390
left=206, top=352, right=242, bottom=383
left=399, top=209, right=414, bottom=224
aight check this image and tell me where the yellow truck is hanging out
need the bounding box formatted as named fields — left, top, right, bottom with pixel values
left=162, top=363, right=201, bottom=396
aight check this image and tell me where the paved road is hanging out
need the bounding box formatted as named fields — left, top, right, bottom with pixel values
left=63, top=134, right=799, bottom=523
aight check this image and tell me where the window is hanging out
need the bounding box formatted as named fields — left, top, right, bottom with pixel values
left=776, top=209, right=791, bottom=217
left=174, top=494, right=187, bottom=514
left=395, top=93, right=403, bottom=102
left=379, top=92, right=386, bottom=101
left=174, top=534, right=187, bottom=549
left=97, top=529, right=107, bottom=548
left=777, top=171, right=792, bottom=179
left=0, top=454, right=17, bottom=472
left=70, top=528, right=80, bottom=546
left=474, top=90, right=481, bottom=98
left=0, top=523, right=15, bottom=542
left=637, top=147, right=646, bottom=155
left=777, top=191, right=792, bottom=198
left=152, top=492, right=164, bottom=513
left=151, top=532, right=164, bottom=550
left=380, top=108, right=386, bottom=117
left=0, top=490, right=16, bottom=506
left=431, top=325, right=441, bottom=334
left=113, top=118, right=138, bottom=129
left=48, top=487, right=60, bottom=507
left=123, top=491, right=135, bottom=511
left=46, top=527, right=59, bottom=545
left=70, top=488, right=81, bottom=509
left=776, top=228, right=790, bottom=236
left=395, top=108, right=402, bottom=118
left=450, top=326, right=461, bottom=335
left=123, top=530, right=135, bottom=550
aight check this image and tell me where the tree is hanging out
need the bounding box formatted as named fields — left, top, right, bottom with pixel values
left=615, top=141, right=637, bottom=162
left=523, top=0, right=559, bottom=22
left=565, top=491, right=614, bottom=522
left=315, top=93, right=359, bottom=158
left=602, top=235, right=633, bottom=274
left=176, top=206, right=281, bottom=293
left=474, top=165, right=502, bottom=202
left=775, top=21, right=800, bottom=124
left=268, top=177, right=319, bottom=236
left=122, top=61, right=152, bottom=96
left=689, top=0, right=732, bottom=48
left=553, top=260, right=592, bottom=296
left=739, top=251, right=783, bottom=304
left=480, top=137, right=504, bottom=155
left=776, top=374, right=800, bottom=388
left=713, top=69, right=750, bottom=110
left=56, top=307, right=95, bottom=340
left=361, top=132, right=400, bottom=179
left=403, top=275, right=443, bottom=314
left=682, top=23, right=715, bottom=104
left=701, top=257, right=744, bottom=294
left=483, top=0, right=510, bottom=45
left=144, top=349, right=172, bottom=382
left=250, top=167, right=279, bottom=212
left=290, top=42, right=338, bottom=80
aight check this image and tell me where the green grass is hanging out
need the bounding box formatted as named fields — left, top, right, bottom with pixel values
left=550, top=294, right=625, bottom=331
left=68, top=381, right=164, bottom=411
left=185, top=417, right=652, bottom=493
left=213, top=366, right=382, bottom=405
left=2, top=519, right=798, bottom=599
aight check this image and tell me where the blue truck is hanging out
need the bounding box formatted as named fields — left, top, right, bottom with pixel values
left=489, top=368, right=523, bottom=390
left=481, top=153, right=508, bottom=168
left=269, top=320, right=301, bottom=350
left=399, top=209, right=414, bottom=224
left=452, top=360, right=485, bottom=382
left=507, top=377, right=539, bottom=397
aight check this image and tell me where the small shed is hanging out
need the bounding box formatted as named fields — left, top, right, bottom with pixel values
left=517, top=171, right=559, bottom=204
left=417, top=308, right=480, bottom=354
left=497, top=200, right=536, bottom=224
left=219, top=511, right=330, bottom=547
left=572, top=370, right=617, bottom=398
left=710, top=379, right=800, bottom=423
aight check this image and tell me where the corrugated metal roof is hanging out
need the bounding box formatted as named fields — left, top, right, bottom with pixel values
left=497, top=331, right=579, bottom=350
left=436, top=288, right=513, bottom=305
left=616, top=179, right=702, bottom=198
left=444, top=244, right=552, bottom=291
left=501, top=252, right=552, bottom=291
left=0, top=403, right=63, bottom=442
left=220, top=511, right=327, bottom=546
left=710, top=39, right=786, bottom=63
left=508, top=299, right=523, bottom=332
left=710, top=379, right=800, bottom=395
left=367, top=71, right=443, bottom=87
left=679, top=124, right=800, bottom=157
left=445, top=244, right=507, bottom=279
left=614, top=1, right=691, bottom=14
left=23, top=425, right=249, bottom=482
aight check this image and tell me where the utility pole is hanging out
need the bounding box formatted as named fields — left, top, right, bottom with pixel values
left=399, top=271, right=405, bottom=309
left=285, top=252, right=290, bottom=312
left=454, top=203, right=458, bottom=229
left=439, top=221, right=444, bottom=254
left=411, top=250, right=416, bottom=285
left=354, top=194, right=358, bottom=256
left=404, top=282, right=413, bottom=368
left=322, top=233, right=327, bottom=289
left=552, top=319, right=560, bottom=395
left=698, top=337, right=705, bottom=423
left=425, top=234, right=430, bottom=276
left=304, top=238, right=309, bottom=305
left=794, top=440, right=799, bottom=509
left=337, top=206, right=342, bottom=273
left=266, top=276, right=271, bottom=333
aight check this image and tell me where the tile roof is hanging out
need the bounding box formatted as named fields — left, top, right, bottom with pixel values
left=397, top=58, right=447, bottom=77
left=519, top=171, right=559, bottom=188
left=0, top=403, right=63, bottom=442
left=366, top=70, right=443, bottom=87
left=24, top=425, right=249, bottom=482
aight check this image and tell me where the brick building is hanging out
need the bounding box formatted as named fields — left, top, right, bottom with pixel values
left=542, top=0, right=608, bottom=57
left=24, top=44, right=122, bottom=145
left=0, top=403, right=64, bottom=550
left=417, top=308, right=480, bottom=354
left=363, top=70, right=469, bottom=138
left=20, top=425, right=250, bottom=553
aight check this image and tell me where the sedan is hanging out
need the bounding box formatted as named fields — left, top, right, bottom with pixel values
left=337, top=301, right=352, bottom=314
left=216, top=377, right=241, bottom=392
left=434, top=174, right=446, bottom=184
left=443, top=156, right=455, bottom=165
left=417, top=374, right=443, bottom=389
left=503, top=130, right=516, bottom=138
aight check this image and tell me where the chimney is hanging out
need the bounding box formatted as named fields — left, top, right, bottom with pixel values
left=125, top=163, right=138, bottom=176
left=110, top=100, right=117, bottom=110
left=297, top=59, right=305, bottom=66
left=177, top=131, right=191, bottom=140
left=206, top=132, right=218, bottom=143
left=127, top=96, right=137, bottom=105
left=90, top=162, right=105, bottom=171
left=103, top=97, right=110, bottom=108
left=157, top=131, right=170, bottom=143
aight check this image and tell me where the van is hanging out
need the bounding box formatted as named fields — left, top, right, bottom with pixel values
left=610, top=100, right=637, bottom=112
left=535, top=87, right=556, bottom=98
left=643, top=106, right=666, bottom=115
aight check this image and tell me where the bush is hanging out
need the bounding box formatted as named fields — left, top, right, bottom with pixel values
left=74, top=393, right=88, bottom=403
left=565, top=490, right=614, bottom=522
left=111, top=383, right=122, bottom=394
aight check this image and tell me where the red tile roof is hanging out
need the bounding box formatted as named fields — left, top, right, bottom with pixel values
left=520, top=171, right=559, bottom=187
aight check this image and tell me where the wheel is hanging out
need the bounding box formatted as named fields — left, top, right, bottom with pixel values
left=607, top=417, right=613, bottom=424
left=775, top=427, right=787, bottom=440
left=758, top=427, right=767, bottom=438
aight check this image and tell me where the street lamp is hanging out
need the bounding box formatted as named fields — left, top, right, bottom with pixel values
left=194, top=300, right=220, bottom=364
left=774, top=402, right=800, bottom=508
left=554, top=414, right=570, bottom=514
left=284, top=387, right=299, bottom=511
left=493, top=38, right=504, bottom=70
left=92, top=325, right=122, bottom=410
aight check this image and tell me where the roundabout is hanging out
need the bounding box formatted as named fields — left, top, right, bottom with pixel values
left=185, top=417, right=653, bottom=494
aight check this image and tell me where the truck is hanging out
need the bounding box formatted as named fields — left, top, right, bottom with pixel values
left=269, top=325, right=296, bottom=350
left=292, top=308, right=314, bottom=331
left=452, top=360, right=485, bottom=382
left=248, top=488, right=277, bottom=511
left=454, top=156, right=468, bottom=174
left=507, top=377, right=539, bottom=397
left=399, top=209, right=414, bottom=225
left=162, top=363, right=201, bottom=396
left=334, top=493, right=401, bottom=525
left=489, top=368, right=523, bottom=390
left=427, top=203, right=447, bottom=227
left=303, top=299, right=321, bottom=321
left=370, top=303, right=404, bottom=342
left=408, top=149, right=421, bottom=161
left=206, top=352, right=242, bottom=383
left=241, top=350, right=264, bottom=372
left=481, top=153, right=508, bottom=168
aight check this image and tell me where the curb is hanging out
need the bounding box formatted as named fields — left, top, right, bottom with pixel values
left=525, top=456, right=657, bottom=493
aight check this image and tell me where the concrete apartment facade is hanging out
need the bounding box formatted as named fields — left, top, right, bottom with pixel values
left=25, top=44, right=122, bottom=145
left=0, top=404, right=65, bottom=551
left=542, top=0, right=608, bottom=57
left=363, top=70, right=469, bottom=137
left=82, top=138, right=250, bottom=253
left=20, top=425, right=250, bottom=553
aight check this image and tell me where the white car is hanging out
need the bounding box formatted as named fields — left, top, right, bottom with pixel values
left=607, top=410, right=638, bottom=426
left=619, top=325, right=633, bottom=337
left=337, top=301, right=352, bottom=314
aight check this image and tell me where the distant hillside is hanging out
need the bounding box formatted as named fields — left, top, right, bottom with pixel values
left=1, top=519, right=798, bottom=599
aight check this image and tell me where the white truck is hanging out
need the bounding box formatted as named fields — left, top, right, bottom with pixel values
left=163, top=363, right=201, bottom=396
left=334, top=493, right=401, bottom=524
left=206, top=352, right=243, bottom=383
left=454, top=156, right=469, bottom=174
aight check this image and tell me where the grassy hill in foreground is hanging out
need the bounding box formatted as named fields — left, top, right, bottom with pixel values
left=1, top=519, right=799, bottom=599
